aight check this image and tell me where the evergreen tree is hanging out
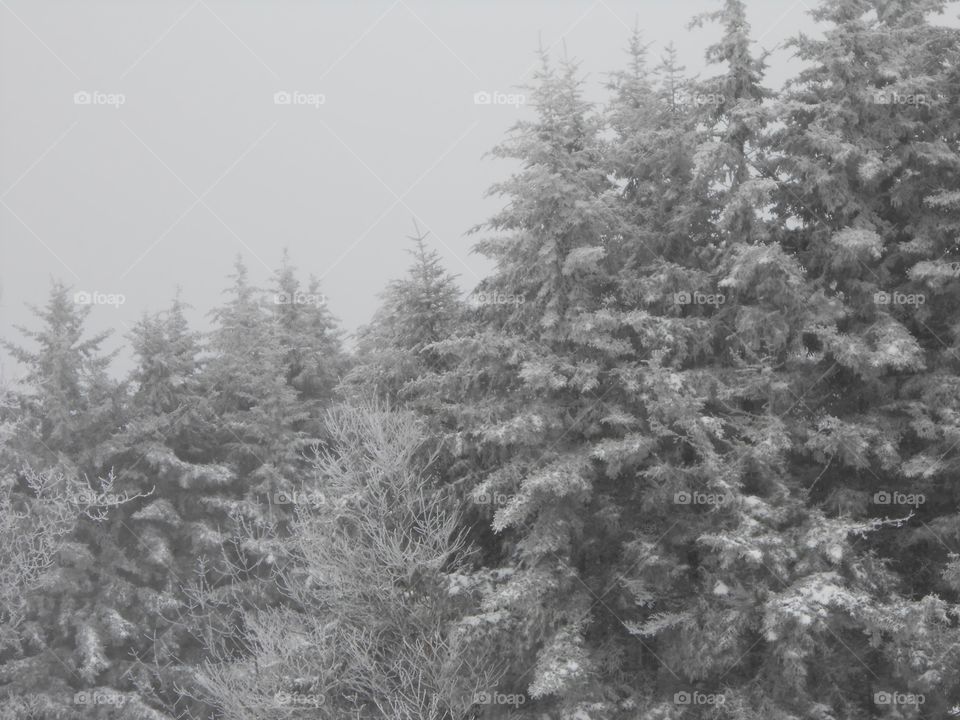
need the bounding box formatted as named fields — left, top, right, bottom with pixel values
left=269, top=250, right=345, bottom=414
left=89, top=296, right=233, bottom=718
left=203, top=257, right=308, bottom=513
left=1, top=281, right=120, bottom=474
left=0, top=282, right=150, bottom=719
left=346, top=222, right=463, bottom=408
left=417, top=6, right=960, bottom=715
left=606, top=34, right=706, bottom=264
left=420, top=50, right=653, bottom=717
left=186, top=256, right=346, bottom=711
left=2, top=4, right=959, bottom=718
left=763, top=0, right=960, bottom=711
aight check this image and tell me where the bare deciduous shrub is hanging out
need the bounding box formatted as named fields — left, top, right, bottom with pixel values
left=0, top=383, right=148, bottom=631
left=194, top=399, right=500, bottom=719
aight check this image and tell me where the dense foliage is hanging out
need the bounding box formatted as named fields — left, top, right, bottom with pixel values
left=1, top=1, right=959, bottom=717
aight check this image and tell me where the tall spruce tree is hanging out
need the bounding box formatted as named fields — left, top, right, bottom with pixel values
left=421, top=50, right=659, bottom=717
left=764, top=0, right=960, bottom=712
left=1, top=281, right=120, bottom=474
left=90, top=296, right=233, bottom=718
left=346, top=223, right=463, bottom=409
left=269, top=250, right=344, bottom=416
left=203, top=257, right=308, bottom=517
left=187, top=256, right=346, bottom=711
left=0, top=281, right=144, bottom=719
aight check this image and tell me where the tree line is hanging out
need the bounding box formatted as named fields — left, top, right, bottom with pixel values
left=2, top=0, right=960, bottom=717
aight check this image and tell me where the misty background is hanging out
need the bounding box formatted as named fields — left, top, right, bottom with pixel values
left=1, top=0, right=954, bottom=379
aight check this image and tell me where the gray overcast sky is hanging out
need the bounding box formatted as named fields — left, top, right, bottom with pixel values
left=2, top=1, right=957, bottom=379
